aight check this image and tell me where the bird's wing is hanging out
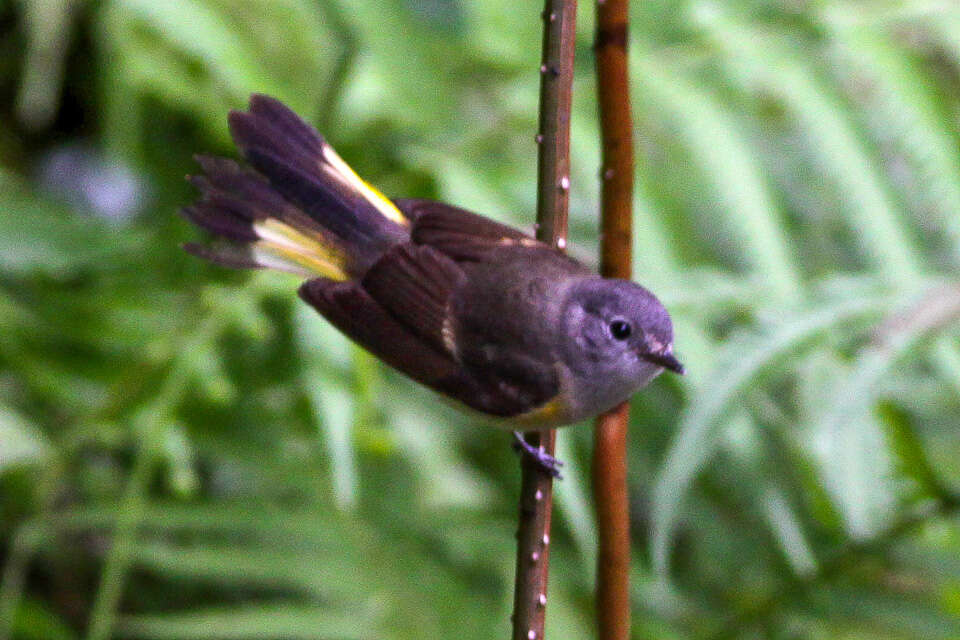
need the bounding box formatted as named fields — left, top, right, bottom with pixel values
left=299, top=241, right=560, bottom=418
left=394, top=199, right=547, bottom=261
left=457, top=341, right=562, bottom=420
left=360, top=242, right=464, bottom=356
left=298, top=278, right=465, bottom=392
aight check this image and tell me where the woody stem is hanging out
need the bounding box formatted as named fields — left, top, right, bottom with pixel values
left=510, top=0, right=577, bottom=639
left=593, top=0, right=635, bottom=638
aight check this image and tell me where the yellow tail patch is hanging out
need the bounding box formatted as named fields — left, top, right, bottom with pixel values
left=319, top=142, right=409, bottom=228
left=252, top=219, right=349, bottom=281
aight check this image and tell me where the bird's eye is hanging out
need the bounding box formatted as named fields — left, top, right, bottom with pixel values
left=609, top=320, right=632, bottom=340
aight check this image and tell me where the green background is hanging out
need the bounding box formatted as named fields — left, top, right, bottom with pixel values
left=2, top=0, right=960, bottom=638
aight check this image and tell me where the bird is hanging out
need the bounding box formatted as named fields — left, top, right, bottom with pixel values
left=181, top=94, right=683, bottom=475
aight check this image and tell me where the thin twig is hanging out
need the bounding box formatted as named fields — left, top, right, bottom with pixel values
left=592, top=0, right=634, bottom=638
left=511, top=1, right=577, bottom=639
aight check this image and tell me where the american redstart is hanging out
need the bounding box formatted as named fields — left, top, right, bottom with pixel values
left=182, top=95, right=683, bottom=473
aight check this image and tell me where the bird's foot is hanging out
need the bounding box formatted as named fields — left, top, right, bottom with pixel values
left=512, top=431, right=564, bottom=479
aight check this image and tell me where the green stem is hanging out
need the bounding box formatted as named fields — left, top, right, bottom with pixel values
left=85, top=314, right=222, bottom=640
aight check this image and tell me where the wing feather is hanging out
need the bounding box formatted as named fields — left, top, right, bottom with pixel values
left=361, top=243, right=464, bottom=355
left=299, top=201, right=563, bottom=419
left=395, top=199, right=543, bottom=261
left=298, top=279, right=459, bottom=386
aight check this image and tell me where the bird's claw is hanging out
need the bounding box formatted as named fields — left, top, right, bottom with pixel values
left=512, top=431, right=564, bottom=479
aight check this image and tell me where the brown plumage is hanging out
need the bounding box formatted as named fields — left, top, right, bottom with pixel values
left=182, top=94, right=682, bottom=428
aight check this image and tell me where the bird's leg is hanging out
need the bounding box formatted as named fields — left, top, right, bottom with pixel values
left=512, top=431, right=564, bottom=479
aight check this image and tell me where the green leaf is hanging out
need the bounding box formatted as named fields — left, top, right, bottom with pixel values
left=760, top=485, right=817, bottom=577
left=694, top=6, right=924, bottom=284
left=113, top=0, right=283, bottom=99
left=811, top=284, right=960, bottom=537
left=132, top=541, right=367, bottom=599
left=635, top=51, right=801, bottom=300
left=11, top=598, right=77, bottom=640
left=651, top=290, right=894, bottom=575
left=877, top=401, right=949, bottom=501
left=0, top=172, right=130, bottom=274
left=117, top=604, right=366, bottom=640
left=825, top=25, right=960, bottom=266
left=0, top=404, right=49, bottom=472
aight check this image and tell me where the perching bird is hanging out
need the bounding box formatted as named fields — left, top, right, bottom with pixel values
left=182, top=95, right=683, bottom=474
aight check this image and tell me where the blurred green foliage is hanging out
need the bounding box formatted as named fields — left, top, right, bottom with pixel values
left=2, top=0, right=960, bottom=638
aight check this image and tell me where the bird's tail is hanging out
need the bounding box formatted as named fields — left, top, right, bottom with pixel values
left=182, top=94, right=409, bottom=281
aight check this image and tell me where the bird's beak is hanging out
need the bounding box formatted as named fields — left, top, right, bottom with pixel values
left=641, top=351, right=685, bottom=375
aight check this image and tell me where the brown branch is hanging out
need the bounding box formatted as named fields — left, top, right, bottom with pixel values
left=593, top=407, right=632, bottom=640
left=594, top=0, right=633, bottom=282
left=511, top=1, right=577, bottom=639
left=592, top=0, right=634, bottom=639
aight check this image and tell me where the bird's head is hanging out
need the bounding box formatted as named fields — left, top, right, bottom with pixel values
left=559, top=278, right=683, bottom=389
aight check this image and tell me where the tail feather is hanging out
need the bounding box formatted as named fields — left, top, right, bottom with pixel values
left=182, top=94, right=411, bottom=281
left=230, top=95, right=407, bottom=228
left=181, top=201, right=259, bottom=243
left=247, top=93, right=325, bottom=156
left=191, top=156, right=287, bottom=213
left=242, top=145, right=378, bottom=245
left=227, top=96, right=408, bottom=251
left=183, top=242, right=262, bottom=271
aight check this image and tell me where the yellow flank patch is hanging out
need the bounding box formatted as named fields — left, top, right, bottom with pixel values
left=320, top=142, right=410, bottom=227
left=513, top=395, right=568, bottom=429
left=254, top=219, right=349, bottom=281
